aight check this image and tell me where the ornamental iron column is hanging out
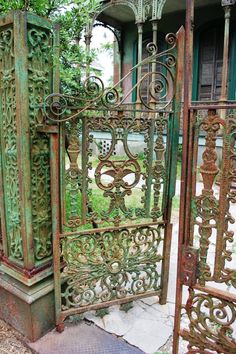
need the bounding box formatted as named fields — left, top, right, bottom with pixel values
left=0, top=10, right=56, bottom=341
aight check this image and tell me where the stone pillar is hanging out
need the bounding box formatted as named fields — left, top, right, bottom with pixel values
left=0, top=11, right=56, bottom=341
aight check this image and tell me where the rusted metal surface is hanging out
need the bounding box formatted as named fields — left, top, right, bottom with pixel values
left=43, top=24, right=185, bottom=329
left=60, top=225, right=164, bottom=314
left=181, top=247, right=198, bottom=287
left=44, top=34, right=178, bottom=122
left=0, top=223, right=3, bottom=260
left=173, top=1, right=195, bottom=352
left=176, top=99, right=236, bottom=354
left=181, top=288, right=236, bottom=353
left=174, top=0, right=236, bottom=353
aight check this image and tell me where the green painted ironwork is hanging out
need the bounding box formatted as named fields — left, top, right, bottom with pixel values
left=0, top=25, right=23, bottom=262
left=0, top=11, right=53, bottom=284
left=0, top=6, right=183, bottom=332
left=42, top=25, right=185, bottom=329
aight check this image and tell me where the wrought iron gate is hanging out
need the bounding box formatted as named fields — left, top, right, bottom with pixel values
left=174, top=102, right=236, bottom=354
left=174, top=1, right=236, bottom=353
left=43, top=27, right=184, bottom=330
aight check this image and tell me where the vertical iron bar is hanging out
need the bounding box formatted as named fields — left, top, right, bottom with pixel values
left=183, top=1, right=194, bottom=249
left=60, top=124, right=66, bottom=229
left=214, top=116, right=230, bottom=279
left=52, top=24, right=64, bottom=231
left=81, top=117, right=88, bottom=223
left=189, top=109, right=198, bottom=246
left=81, top=31, right=92, bottom=223
left=145, top=20, right=158, bottom=216
left=160, top=26, right=185, bottom=305
left=173, top=1, right=194, bottom=353
left=51, top=24, right=63, bottom=330
left=0, top=124, right=7, bottom=257
left=159, top=223, right=172, bottom=304
left=50, top=131, right=63, bottom=330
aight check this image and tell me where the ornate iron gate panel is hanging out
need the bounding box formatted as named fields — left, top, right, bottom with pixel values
left=174, top=1, right=236, bottom=352
left=174, top=105, right=236, bottom=353
left=44, top=27, right=184, bottom=330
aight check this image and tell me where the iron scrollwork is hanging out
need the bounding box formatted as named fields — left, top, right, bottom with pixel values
left=28, top=27, right=53, bottom=261
left=61, top=225, right=164, bottom=310
left=191, top=111, right=236, bottom=288
left=43, top=33, right=177, bottom=123
left=182, top=289, right=236, bottom=353
left=0, top=28, right=23, bottom=261
left=192, top=111, right=225, bottom=284
left=63, top=111, right=168, bottom=229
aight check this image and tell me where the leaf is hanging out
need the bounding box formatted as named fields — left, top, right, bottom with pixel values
left=0, top=0, right=101, bottom=94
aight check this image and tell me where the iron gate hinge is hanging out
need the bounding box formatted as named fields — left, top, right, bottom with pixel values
left=181, top=246, right=198, bottom=287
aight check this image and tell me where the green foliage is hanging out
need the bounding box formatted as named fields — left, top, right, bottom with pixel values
left=0, top=0, right=70, bottom=16
left=176, top=160, right=181, bottom=180
left=120, top=301, right=134, bottom=313
left=0, top=0, right=101, bottom=94
left=177, top=144, right=182, bottom=162
left=95, top=308, right=109, bottom=318
left=99, top=41, right=113, bottom=57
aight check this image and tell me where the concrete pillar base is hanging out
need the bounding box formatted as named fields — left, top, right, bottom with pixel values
left=0, top=272, right=55, bottom=341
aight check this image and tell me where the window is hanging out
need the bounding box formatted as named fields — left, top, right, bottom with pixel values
left=198, top=26, right=225, bottom=101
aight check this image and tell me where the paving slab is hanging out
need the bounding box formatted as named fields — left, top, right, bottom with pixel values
left=123, top=317, right=172, bottom=353
left=28, top=322, right=144, bottom=354
left=84, top=298, right=174, bottom=354
left=85, top=304, right=145, bottom=336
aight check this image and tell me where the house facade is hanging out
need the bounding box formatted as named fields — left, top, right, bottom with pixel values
left=91, top=0, right=236, bottom=103
left=88, top=0, right=236, bottom=161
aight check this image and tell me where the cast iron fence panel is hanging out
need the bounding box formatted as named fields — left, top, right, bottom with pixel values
left=175, top=105, right=236, bottom=353
left=173, top=1, right=236, bottom=351
left=42, top=28, right=184, bottom=329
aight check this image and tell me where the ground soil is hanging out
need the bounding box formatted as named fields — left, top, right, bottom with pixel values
left=0, top=319, right=32, bottom=354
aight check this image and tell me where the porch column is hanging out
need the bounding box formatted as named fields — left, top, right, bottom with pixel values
left=151, top=19, right=158, bottom=101
left=220, top=1, right=235, bottom=102
left=0, top=10, right=56, bottom=341
left=84, top=28, right=92, bottom=78
left=136, top=22, right=143, bottom=105
left=145, top=19, right=158, bottom=217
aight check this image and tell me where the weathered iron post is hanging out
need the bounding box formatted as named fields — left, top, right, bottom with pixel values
left=0, top=11, right=56, bottom=341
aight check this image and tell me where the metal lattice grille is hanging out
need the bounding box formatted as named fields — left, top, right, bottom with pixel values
left=45, top=28, right=184, bottom=329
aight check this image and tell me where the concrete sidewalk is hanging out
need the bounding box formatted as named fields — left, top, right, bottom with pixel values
left=29, top=321, right=144, bottom=354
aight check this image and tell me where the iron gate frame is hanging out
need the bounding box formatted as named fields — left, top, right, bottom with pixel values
left=42, top=25, right=185, bottom=331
